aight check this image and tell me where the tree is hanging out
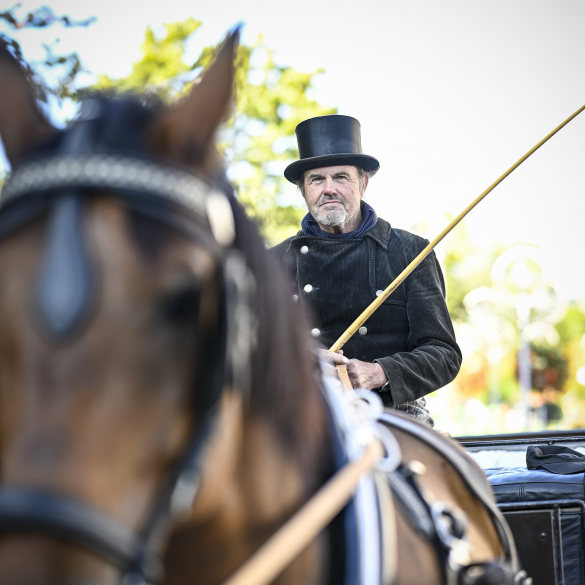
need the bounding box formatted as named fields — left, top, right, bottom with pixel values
left=94, top=20, right=335, bottom=243
left=0, top=5, right=94, bottom=105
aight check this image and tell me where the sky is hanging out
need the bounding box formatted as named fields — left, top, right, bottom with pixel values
left=4, top=0, right=585, bottom=300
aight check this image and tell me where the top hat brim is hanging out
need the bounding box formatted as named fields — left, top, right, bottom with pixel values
left=284, top=153, right=380, bottom=183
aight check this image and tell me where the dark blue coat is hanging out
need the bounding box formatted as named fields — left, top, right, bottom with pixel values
left=271, top=218, right=462, bottom=416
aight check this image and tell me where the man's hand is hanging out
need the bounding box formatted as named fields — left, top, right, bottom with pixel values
left=317, top=349, right=388, bottom=390
left=318, top=348, right=349, bottom=366
left=346, top=359, right=387, bottom=390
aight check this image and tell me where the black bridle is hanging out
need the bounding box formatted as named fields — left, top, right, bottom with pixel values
left=0, top=99, right=254, bottom=585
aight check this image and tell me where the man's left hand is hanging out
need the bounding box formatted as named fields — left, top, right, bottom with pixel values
left=346, top=359, right=388, bottom=390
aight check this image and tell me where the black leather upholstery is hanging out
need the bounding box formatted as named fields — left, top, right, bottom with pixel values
left=486, top=467, right=585, bottom=503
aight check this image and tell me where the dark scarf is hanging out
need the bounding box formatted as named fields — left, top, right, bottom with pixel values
left=301, top=201, right=378, bottom=240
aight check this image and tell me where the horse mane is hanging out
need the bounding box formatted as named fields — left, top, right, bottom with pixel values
left=30, top=94, right=332, bottom=486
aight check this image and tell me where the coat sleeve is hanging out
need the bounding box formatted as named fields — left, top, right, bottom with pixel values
left=373, top=247, right=462, bottom=405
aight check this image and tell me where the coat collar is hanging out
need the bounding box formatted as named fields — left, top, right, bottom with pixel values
left=288, top=217, right=392, bottom=252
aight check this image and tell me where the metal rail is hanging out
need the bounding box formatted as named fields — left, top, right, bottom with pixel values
left=457, top=430, right=585, bottom=449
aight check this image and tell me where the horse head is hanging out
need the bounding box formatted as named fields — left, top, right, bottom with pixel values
left=0, top=32, right=331, bottom=585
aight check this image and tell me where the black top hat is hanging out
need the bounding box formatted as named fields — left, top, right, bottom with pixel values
left=284, top=115, right=380, bottom=183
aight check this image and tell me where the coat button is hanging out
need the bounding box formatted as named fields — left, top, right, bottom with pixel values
left=311, top=328, right=320, bottom=337
left=359, top=326, right=367, bottom=335
left=300, top=245, right=309, bottom=254
left=304, top=284, right=313, bottom=293
left=292, top=294, right=298, bottom=302
left=376, top=290, right=383, bottom=296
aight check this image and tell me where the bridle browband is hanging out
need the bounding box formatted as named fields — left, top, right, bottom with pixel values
left=0, top=100, right=255, bottom=585
left=0, top=152, right=236, bottom=247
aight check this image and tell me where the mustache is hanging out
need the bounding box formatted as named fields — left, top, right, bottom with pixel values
left=317, top=195, right=346, bottom=207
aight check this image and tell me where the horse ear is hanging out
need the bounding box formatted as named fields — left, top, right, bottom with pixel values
left=0, top=49, right=55, bottom=167
left=151, top=29, right=239, bottom=169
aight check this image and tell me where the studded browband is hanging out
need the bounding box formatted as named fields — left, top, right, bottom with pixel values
left=0, top=154, right=235, bottom=247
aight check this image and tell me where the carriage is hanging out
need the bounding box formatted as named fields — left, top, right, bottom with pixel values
left=459, top=429, right=585, bottom=585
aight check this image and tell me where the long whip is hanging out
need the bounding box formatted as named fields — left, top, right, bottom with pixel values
left=329, top=103, right=585, bottom=353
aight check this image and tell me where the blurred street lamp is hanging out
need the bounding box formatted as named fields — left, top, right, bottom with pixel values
left=463, top=289, right=515, bottom=405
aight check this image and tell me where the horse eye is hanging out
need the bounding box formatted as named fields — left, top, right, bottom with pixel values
left=161, top=286, right=201, bottom=323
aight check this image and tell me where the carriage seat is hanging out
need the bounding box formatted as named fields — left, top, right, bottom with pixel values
left=484, top=466, right=585, bottom=504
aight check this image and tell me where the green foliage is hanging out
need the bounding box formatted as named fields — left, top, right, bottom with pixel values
left=441, top=225, right=585, bottom=431
left=556, top=303, right=585, bottom=399
left=3, top=12, right=332, bottom=242
left=94, top=18, right=202, bottom=99
left=94, top=24, right=335, bottom=243
left=556, top=303, right=585, bottom=345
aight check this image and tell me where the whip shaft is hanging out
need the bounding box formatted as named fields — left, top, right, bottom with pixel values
left=330, top=103, right=585, bottom=353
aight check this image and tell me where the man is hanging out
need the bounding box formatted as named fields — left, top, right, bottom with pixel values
left=272, top=115, right=461, bottom=426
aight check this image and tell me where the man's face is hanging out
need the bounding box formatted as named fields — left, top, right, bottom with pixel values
left=302, top=165, right=364, bottom=230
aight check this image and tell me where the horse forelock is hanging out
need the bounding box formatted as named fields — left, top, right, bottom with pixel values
left=27, top=94, right=162, bottom=161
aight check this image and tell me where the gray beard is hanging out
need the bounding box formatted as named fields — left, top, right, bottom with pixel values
left=311, top=197, right=356, bottom=228
left=313, top=206, right=353, bottom=228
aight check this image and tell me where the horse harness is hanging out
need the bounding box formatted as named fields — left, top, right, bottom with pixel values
left=0, top=98, right=531, bottom=585
left=318, top=369, right=532, bottom=585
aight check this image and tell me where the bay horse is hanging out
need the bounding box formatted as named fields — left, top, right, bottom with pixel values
left=0, top=33, right=528, bottom=585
